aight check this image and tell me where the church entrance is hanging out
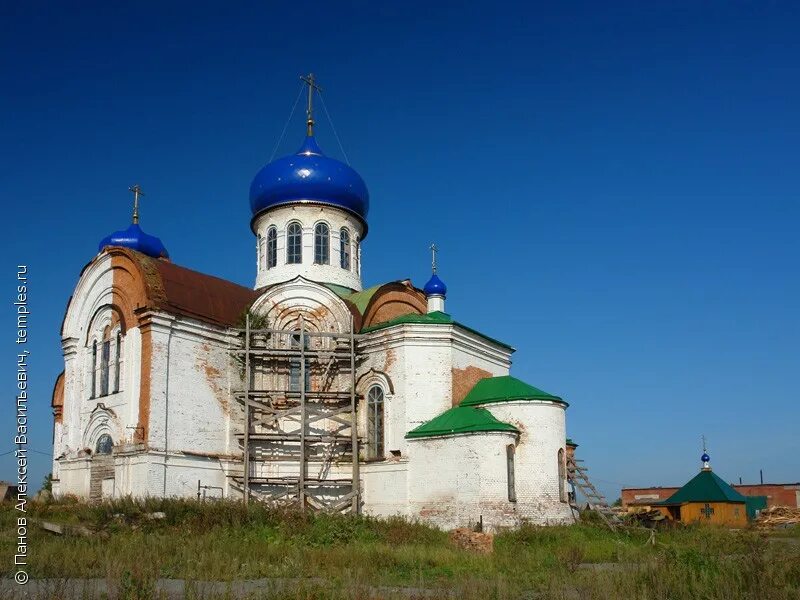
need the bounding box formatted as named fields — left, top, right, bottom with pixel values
left=89, top=434, right=115, bottom=501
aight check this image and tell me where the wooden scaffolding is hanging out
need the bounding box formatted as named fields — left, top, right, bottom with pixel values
left=228, top=314, right=362, bottom=513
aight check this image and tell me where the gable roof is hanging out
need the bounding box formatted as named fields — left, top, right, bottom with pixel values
left=80, top=247, right=260, bottom=329
left=405, top=406, right=519, bottom=439
left=460, top=375, right=566, bottom=407
left=149, top=256, right=259, bottom=327
left=661, top=469, right=747, bottom=504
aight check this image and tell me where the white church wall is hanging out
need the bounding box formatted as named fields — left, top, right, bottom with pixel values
left=253, top=204, right=364, bottom=291
left=146, top=314, right=233, bottom=460
left=360, top=460, right=409, bottom=518
left=484, top=401, right=573, bottom=524
left=407, top=432, right=519, bottom=532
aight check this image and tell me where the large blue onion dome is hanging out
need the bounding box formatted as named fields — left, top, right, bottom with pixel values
left=424, top=273, right=447, bottom=297
left=249, top=135, right=369, bottom=228
left=98, top=222, right=169, bottom=259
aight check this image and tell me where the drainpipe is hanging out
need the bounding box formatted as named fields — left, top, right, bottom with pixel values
left=162, top=318, right=176, bottom=497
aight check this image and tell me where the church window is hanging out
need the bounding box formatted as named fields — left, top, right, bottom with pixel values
left=113, top=330, right=122, bottom=393
left=366, top=385, right=384, bottom=459
left=558, top=448, right=567, bottom=502
left=100, top=339, right=110, bottom=396
left=507, top=445, right=517, bottom=502
left=267, top=226, right=277, bottom=268
left=354, top=238, right=360, bottom=274
left=287, top=222, right=302, bottom=264
left=314, top=222, right=330, bottom=264
left=95, top=434, right=113, bottom=455
left=91, top=340, right=97, bottom=398
left=339, top=228, right=350, bottom=270
left=289, top=331, right=310, bottom=392
left=257, top=234, right=264, bottom=268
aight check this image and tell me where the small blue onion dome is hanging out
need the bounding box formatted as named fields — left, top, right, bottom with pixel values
left=424, top=273, right=447, bottom=297
left=701, top=453, right=710, bottom=463
left=250, top=135, right=369, bottom=228
left=98, top=223, right=169, bottom=259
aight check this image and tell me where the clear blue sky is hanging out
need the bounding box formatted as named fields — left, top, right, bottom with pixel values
left=2, top=1, right=798, bottom=499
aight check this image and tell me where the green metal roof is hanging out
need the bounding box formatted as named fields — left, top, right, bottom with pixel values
left=460, top=375, right=566, bottom=407
left=361, top=311, right=514, bottom=350
left=323, top=283, right=357, bottom=298
left=405, top=406, right=519, bottom=439
left=661, top=469, right=747, bottom=505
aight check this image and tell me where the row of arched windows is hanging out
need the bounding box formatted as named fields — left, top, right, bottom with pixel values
left=90, top=327, right=123, bottom=399
left=258, top=223, right=357, bottom=271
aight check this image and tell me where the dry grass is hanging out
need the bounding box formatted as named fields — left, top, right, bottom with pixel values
left=2, top=498, right=799, bottom=599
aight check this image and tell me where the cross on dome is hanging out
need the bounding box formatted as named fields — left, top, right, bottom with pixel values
left=300, top=73, right=322, bottom=137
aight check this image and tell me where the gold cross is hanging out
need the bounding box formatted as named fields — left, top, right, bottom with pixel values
left=430, top=243, right=438, bottom=274
left=300, top=73, right=322, bottom=136
left=129, top=184, right=144, bottom=224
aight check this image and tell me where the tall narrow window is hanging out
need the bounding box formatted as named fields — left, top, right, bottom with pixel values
left=113, top=330, right=122, bottom=393
left=314, top=223, right=330, bottom=264
left=289, top=331, right=310, bottom=392
left=100, top=339, right=110, bottom=396
left=91, top=340, right=98, bottom=398
left=507, top=445, right=517, bottom=502
left=366, top=385, right=384, bottom=459
left=287, top=222, right=302, bottom=264
left=339, top=228, right=351, bottom=270
left=267, top=226, right=277, bottom=268
left=257, top=234, right=264, bottom=268
left=354, top=238, right=360, bottom=274
left=558, top=448, right=567, bottom=502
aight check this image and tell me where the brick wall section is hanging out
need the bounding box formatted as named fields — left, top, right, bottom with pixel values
left=483, top=401, right=573, bottom=525
left=89, top=455, right=114, bottom=501
left=622, top=483, right=800, bottom=508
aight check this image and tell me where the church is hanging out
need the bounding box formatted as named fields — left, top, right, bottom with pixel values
left=51, top=76, right=575, bottom=530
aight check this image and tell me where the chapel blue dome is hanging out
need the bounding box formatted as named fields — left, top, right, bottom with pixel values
left=249, top=135, right=369, bottom=225
left=98, top=223, right=170, bottom=259
left=424, top=273, right=447, bottom=297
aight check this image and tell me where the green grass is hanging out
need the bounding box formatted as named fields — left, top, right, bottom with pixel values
left=2, top=498, right=799, bottom=599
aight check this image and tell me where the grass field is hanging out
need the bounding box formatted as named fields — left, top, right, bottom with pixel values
left=2, top=498, right=799, bottom=599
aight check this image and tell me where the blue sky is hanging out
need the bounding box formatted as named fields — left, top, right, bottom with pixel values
left=2, top=1, right=798, bottom=499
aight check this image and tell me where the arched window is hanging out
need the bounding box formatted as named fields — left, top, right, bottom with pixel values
left=366, top=385, right=384, bottom=459
left=267, top=226, right=277, bottom=269
left=100, top=327, right=111, bottom=397
left=113, top=330, right=122, bottom=393
left=95, top=434, right=113, bottom=455
left=507, top=445, right=517, bottom=502
left=289, top=331, right=310, bottom=392
left=287, top=222, right=302, bottom=264
left=257, top=233, right=264, bottom=268
left=314, top=223, right=330, bottom=264
left=558, top=448, right=567, bottom=502
left=339, top=228, right=351, bottom=270
left=91, top=340, right=98, bottom=398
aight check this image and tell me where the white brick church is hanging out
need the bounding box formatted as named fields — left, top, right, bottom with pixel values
left=51, top=79, right=576, bottom=530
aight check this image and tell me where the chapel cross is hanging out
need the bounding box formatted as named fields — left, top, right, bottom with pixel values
left=129, top=184, right=144, bottom=224
left=300, top=73, right=323, bottom=136
left=700, top=503, right=715, bottom=519
left=430, top=243, right=438, bottom=274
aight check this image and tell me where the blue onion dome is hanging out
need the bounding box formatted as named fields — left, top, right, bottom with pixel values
left=424, top=273, right=447, bottom=297
left=98, top=223, right=169, bottom=259
left=701, top=453, right=710, bottom=463
left=249, top=135, right=370, bottom=228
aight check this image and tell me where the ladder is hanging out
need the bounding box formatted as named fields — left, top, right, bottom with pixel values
left=567, top=456, right=622, bottom=531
